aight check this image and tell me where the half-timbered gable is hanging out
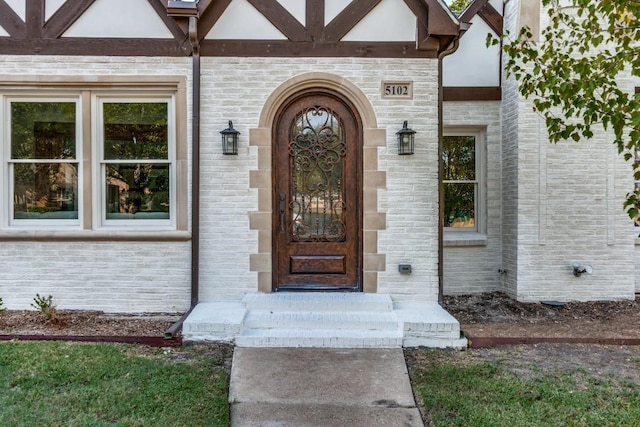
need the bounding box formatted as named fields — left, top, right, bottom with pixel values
left=0, top=0, right=459, bottom=57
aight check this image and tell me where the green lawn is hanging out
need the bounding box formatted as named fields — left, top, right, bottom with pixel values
left=406, top=348, right=640, bottom=427
left=0, top=341, right=232, bottom=427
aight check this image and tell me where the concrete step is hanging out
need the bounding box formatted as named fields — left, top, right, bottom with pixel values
left=181, top=296, right=467, bottom=349
left=236, top=328, right=404, bottom=348
left=242, top=292, right=394, bottom=312
left=182, top=302, right=246, bottom=342
left=243, top=310, right=400, bottom=331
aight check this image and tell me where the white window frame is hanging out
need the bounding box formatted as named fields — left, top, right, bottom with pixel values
left=443, top=128, right=486, bottom=237
left=0, top=80, right=184, bottom=236
left=2, top=93, right=83, bottom=229
left=93, top=93, right=176, bottom=230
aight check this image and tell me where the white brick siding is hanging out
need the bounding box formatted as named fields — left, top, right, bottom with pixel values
left=0, top=55, right=444, bottom=311
left=198, top=57, right=441, bottom=303
left=0, top=55, right=193, bottom=313
left=499, top=0, right=636, bottom=301
left=442, top=101, right=502, bottom=294
left=0, top=241, right=190, bottom=313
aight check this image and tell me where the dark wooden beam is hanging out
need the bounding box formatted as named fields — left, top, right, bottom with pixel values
left=0, top=0, right=26, bottom=38
left=306, top=0, right=324, bottom=41
left=635, top=87, right=639, bottom=94
left=0, top=38, right=185, bottom=56
left=403, top=0, right=429, bottom=49
left=460, top=0, right=488, bottom=23
left=423, top=0, right=459, bottom=36
left=459, top=0, right=502, bottom=36
left=26, top=0, right=44, bottom=39
left=247, top=0, right=306, bottom=42
left=200, top=40, right=438, bottom=58
left=42, top=0, right=96, bottom=39
left=478, top=2, right=503, bottom=36
left=323, top=0, right=380, bottom=42
left=443, top=86, right=502, bottom=101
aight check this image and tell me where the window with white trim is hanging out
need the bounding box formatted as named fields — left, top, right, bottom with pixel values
left=443, top=130, right=485, bottom=234
left=6, top=96, right=81, bottom=225
left=96, top=96, right=174, bottom=227
left=2, top=88, right=180, bottom=231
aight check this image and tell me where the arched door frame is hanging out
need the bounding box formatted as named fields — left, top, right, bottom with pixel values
left=249, top=72, right=387, bottom=293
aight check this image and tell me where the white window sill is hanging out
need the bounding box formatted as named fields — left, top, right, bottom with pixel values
left=0, top=230, right=191, bottom=242
left=443, top=231, right=487, bottom=247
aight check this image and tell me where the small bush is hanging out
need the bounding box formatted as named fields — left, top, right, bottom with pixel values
left=31, top=294, right=59, bottom=324
left=0, top=297, right=5, bottom=312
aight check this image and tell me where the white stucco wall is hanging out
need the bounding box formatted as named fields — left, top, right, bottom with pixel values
left=442, top=16, right=501, bottom=87
left=62, top=0, right=173, bottom=39
left=0, top=55, right=193, bottom=313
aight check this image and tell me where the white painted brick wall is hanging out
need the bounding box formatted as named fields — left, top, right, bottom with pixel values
left=502, top=0, right=636, bottom=302
left=0, top=241, right=191, bottom=312
left=198, top=57, right=441, bottom=303
left=500, top=0, right=522, bottom=299
left=0, top=55, right=443, bottom=309
left=442, top=101, right=502, bottom=294
left=0, top=55, right=193, bottom=313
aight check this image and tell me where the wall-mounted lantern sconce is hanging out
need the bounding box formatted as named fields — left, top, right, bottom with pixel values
left=572, top=262, right=593, bottom=277
left=220, top=120, right=240, bottom=155
left=396, top=121, right=415, bottom=155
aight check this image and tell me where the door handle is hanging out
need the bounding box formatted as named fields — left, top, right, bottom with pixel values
left=278, top=193, right=286, bottom=233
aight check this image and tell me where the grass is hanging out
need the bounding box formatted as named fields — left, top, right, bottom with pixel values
left=407, top=349, right=640, bottom=427
left=0, top=341, right=232, bottom=427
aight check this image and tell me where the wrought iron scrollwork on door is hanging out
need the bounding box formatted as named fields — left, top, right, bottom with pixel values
left=289, top=106, right=347, bottom=242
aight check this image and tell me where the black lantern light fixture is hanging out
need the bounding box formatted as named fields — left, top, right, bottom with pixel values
left=220, top=120, right=240, bottom=155
left=396, top=120, right=416, bottom=155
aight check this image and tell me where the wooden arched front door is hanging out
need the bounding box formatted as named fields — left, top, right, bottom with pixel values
left=273, top=90, right=362, bottom=291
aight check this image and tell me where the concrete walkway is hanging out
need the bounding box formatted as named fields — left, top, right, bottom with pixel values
left=229, top=347, right=424, bottom=426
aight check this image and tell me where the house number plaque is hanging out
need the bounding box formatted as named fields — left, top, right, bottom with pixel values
left=381, top=81, right=413, bottom=99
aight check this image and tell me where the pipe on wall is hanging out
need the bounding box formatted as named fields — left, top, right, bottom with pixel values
left=437, top=38, right=460, bottom=304
left=189, top=15, right=201, bottom=309
left=165, top=14, right=200, bottom=340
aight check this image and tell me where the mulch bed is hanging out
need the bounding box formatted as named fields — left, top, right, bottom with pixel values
left=0, top=309, right=182, bottom=347
left=442, top=292, right=640, bottom=346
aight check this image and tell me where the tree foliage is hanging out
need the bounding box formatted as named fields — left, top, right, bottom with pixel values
left=447, top=0, right=472, bottom=14
left=490, top=0, right=640, bottom=219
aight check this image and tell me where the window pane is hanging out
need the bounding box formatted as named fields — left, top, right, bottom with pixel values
left=443, top=136, right=475, bottom=180
left=444, top=182, right=475, bottom=228
left=106, top=163, right=170, bottom=219
left=11, top=102, right=76, bottom=160
left=103, top=103, right=168, bottom=160
left=13, top=163, right=78, bottom=219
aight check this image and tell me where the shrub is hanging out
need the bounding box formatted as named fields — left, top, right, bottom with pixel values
left=31, top=294, right=59, bottom=324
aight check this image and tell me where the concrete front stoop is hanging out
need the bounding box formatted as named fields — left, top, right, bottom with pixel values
left=183, top=293, right=467, bottom=348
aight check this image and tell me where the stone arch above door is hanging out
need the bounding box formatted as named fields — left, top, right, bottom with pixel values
left=249, top=72, right=387, bottom=293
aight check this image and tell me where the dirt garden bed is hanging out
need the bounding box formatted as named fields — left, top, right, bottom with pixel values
left=442, top=292, right=640, bottom=341
left=1, top=292, right=638, bottom=341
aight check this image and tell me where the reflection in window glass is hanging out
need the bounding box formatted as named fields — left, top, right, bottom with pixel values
left=443, top=135, right=476, bottom=229
left=10, top=101, right=78, bottom=220
left=106, top=164, right=170, bottom=219
left=102, top=102, right=170, bottom=220
left=103, top=103, right=168, bottom=160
